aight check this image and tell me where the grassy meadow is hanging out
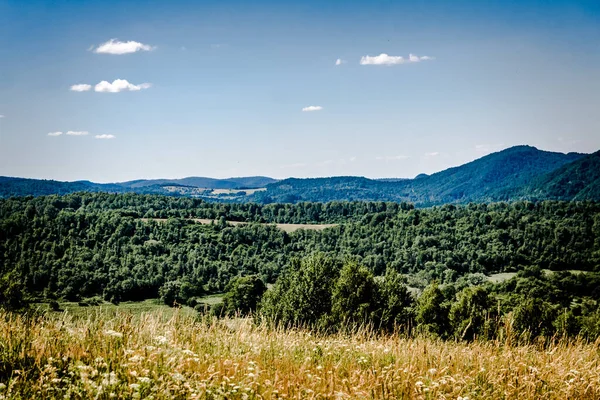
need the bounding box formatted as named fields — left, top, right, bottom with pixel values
left=1, top=309, right=599, bottom=399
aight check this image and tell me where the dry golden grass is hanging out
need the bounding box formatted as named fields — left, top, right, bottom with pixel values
left=1, top=310, right=599, bottom=399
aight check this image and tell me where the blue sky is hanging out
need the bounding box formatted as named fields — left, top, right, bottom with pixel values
left=0, top=0, right=599, bottom=182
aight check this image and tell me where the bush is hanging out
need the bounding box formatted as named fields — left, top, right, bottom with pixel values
left=49, top=300, right=60, bottom=311
left=222, top=275, right=267, bottom=316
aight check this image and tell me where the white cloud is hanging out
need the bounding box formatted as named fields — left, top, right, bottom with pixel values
left=360, top=53, right=434, bottom=65
left=66, top=131, right=89, bottom=136
left=95, top=134, right=115, bottom=139
left=335, top=58, right=346, bottom=66
left=0, top=115, right=4, bottom=118
left=48, top=131, right=63, bottom=137
left=94, top=79, right=151, bottom=93
left=94, top=39, right=154, bottom=55
left=425, top=151, right=440, bottom=157
left=302, top=105, right=323, bottom=112
left=70, top=84, right=92, bottom=92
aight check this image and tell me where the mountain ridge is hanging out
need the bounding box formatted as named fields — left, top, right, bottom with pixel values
left=1, top=146, right=597, bottom=204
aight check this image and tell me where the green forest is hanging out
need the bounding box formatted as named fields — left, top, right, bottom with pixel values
left=2, top=193, right=600, bottom=341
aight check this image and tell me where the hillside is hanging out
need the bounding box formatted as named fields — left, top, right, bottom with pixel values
left=120, top=176, right=277, bottom=189
left=0, top=176, right=277, bottom=198
left=523, top=150, right=600, bottom=201
left=0, top=146, right=596, bottom=204
left=254, top=146, right=588, bottom=205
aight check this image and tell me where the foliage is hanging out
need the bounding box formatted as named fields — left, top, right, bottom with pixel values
left=222, top=275, right=266, bottom=316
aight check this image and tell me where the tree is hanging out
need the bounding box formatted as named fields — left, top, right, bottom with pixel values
left=512, top=298, right=556, bottom=340
left=449, top=286, right=496, bottom=340
left=377, top=269, right=415, bottom=332
left=0, top=270, right=26, bottom=311
left=331, top=262, right=379, bottom=327
left=260, top=254, right=341, bottom=329
left=222, top=275, right=266, bottom=316
left=415, top=282, right=450, bottom=338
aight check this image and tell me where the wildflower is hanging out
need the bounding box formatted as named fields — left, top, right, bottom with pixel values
left=102, top=372, right=119, bottom=386
left=154, top=336, right=168, bottom=345
left=182, top=349, right=196, bottom=356
left=172, top=373, right=185, bottom=381
left=138, top=377, right=151, bottom=384
left=104, top=330, right=123, bottom=338
left=428, top=368, right=437, bottom=375
left=415, top=381, right=424, bottom=388
left=129, top=355, right=144, bottom=363
left=129, top=383, right=140, bottom=390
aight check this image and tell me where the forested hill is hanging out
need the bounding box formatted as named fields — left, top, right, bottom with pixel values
left=1, top=193, right=599, bottom=304
left=1, top=146, right=597, bottom=204
left=0, top=176, right=277, bottom=198
left=254, top=146, right=589, bottom=204
left=523, top=150, right=600, bottom=201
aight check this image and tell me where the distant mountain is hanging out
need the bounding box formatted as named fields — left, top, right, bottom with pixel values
left=0, top=177, right=125, bottom=197
left=1, top=146, right=597, bottom=204
left=0, top=176, right=277, bottom=198
left=119, top=176, right=277, bottom=189
left=523, top=150, right=600, bottom=201
left=409, top=145, right=585, bottom=203
left=253, top=146, right=590, bottom=205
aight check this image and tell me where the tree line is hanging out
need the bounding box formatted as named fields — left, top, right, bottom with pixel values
left=1, top=193, right=599, bottom=341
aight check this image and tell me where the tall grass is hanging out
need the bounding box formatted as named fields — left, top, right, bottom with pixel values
left=0, top=310, right=599, bottom=399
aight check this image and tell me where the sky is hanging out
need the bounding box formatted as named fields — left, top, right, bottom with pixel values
left=0, top=0, right=599, bottom=182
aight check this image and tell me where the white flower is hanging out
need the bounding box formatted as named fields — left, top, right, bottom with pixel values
left=129, top=383, right=140, bottom=390
left=138, top=377, right=151, bottom=384
left=415, top=381, right=424, bottom=388
left=154, top=336, right=168, bottom=345
left=428, top=368, right=437, bottom=375
left=104, top=330, right=123, bottom=338
left=129, top=355, right=144, bottom=363
left=172, top=373, right=184, bottom=381
left=102, top=371, right=119, bottom=386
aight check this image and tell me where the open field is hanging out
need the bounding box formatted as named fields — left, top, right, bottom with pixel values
left=211, top=188, right=266, bottom=195
left=142, top=218, right=338, bottom=233
left=1, top=310, right=600, bottom=399
left=487, top=272, right=517, bottom=283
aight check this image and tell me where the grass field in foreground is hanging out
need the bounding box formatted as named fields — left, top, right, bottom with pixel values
left=1, top=310, right=599, bottom=399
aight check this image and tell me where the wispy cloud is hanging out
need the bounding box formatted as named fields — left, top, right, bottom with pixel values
left=95, top=79, right=151, bottom=93
left=94, top=39, right=154, bottom=55
left=48, top=131, right=63, bottom=137
left=66, top=131, right=89, bottom=136
left=375, top=155, right=410, bottom=161
left=0, top=115, right=4, bottom=118
left=95, top=134, right=115, bottom=139
left=70, top=84, right=92, bottom=92
left=302, top=105, right=323, bottom=112
left=425, top=151, right=440, bottom=157
left=360, top=53, right=434, bottom=66
left=335, top=58, right=346, bottom=66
